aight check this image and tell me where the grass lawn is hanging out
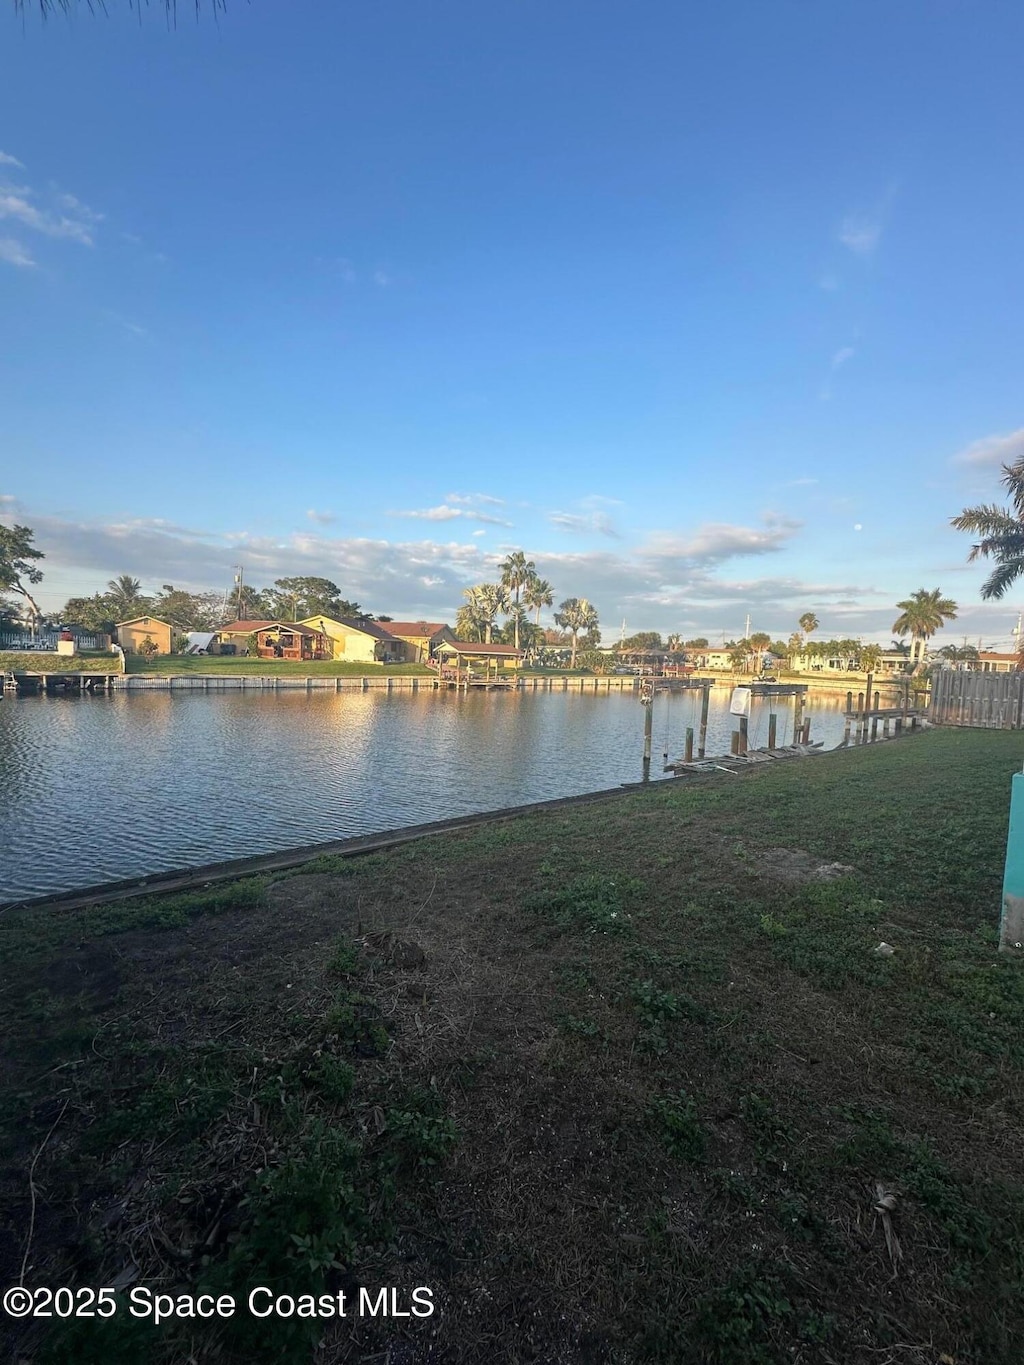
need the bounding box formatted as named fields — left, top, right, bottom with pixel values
left=2, top=729, right=1023, bottom=1363
left=0, top=650, right=119, bottom=673
left=124, top=655, right=433, bottom=677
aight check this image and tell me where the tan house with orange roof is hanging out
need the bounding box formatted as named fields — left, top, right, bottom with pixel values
left=379, top=621, right=455, bottom=664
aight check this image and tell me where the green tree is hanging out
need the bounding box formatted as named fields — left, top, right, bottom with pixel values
left=523, top=574, right=554, bottom=626
left=685, top=637, right=709, bottom=649
left=0, top=523, right=45, bottom=626
left=937, top=643, right=979, bottom=665
left=264, top=577, right=361, bottom=622
left=153, top=585, right=226, bottom=632
left=621, top=632, right=663, bottom=652
left=892, top=588, right=958, bottom=663
left=798, top=612, right=818, bottom=640
left=61, top=594, right=117, bottom=634
left=554, top=597, right=599, bottom=669
left=951, top=455, right=1024, bottom=598
left=860, top=643, right=883, bottom=672
left=499, top=551, right=536, bottom=649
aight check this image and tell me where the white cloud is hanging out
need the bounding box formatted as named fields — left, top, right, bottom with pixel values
left=445, top=492, right=505, bottom=507
left=0, top=151, right=24, bottom=168
left=950, top=427, right=1024, bottom=468
left=471, top=529, right=487, bottom=537
left=831, top=346, right=855, bottom=370
left=0, top=236, right=35, bottom=268
left=549, top=510, right=620, bottom=538
left=306, top=508, right=337, bottom=525
left=389, top=503, right=513, bottom=527
left=642, top=515, right=802, bottom=566
left=838, top=217, right=882, bottom=255
left=0, top=189, right=97, bottom=246
left=373, top=270, right=391, bottom=287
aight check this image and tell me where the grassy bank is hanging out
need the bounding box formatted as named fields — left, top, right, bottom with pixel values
left=0, top=650, right=119, bottom=673
left=2, top=731, right=1023, bottom=1363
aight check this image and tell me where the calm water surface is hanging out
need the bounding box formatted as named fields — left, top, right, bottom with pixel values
left=0, top=688, right=848, bottom=904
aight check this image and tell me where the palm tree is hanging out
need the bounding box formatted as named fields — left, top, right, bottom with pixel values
left=554, top=597, right=599, bottom=669
left=523, top=574, right=554, bottom=627
left=860, top=643, right=883, bottom=672
left=749, top=630, right=771, bottom=673
left=106, top=574, right=149, bottom=620
left=938, top=643, right=979, bottom=667
left=798, top=611, right=818, bottom=638
left=892, top=588, right=958, bottom=663
left=499, top=551, right=536, bottom=650
left=951, top=455, right=1024, bottom=598
left=463, top=583, right=508, bottom=643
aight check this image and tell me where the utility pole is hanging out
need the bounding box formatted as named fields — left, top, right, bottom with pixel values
left=233, top=566, right=244, bottom=620
left=744, top=613, right=751, bottom=640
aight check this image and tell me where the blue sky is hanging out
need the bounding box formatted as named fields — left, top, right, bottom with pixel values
left=2, top=0, right=1024, bottom=646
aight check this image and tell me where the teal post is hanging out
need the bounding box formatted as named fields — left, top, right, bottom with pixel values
left=1000, top=772, right=1024, bottom=952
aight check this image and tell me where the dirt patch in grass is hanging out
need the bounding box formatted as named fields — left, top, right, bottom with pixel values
left=2, top=731, right=1024, bottom=1363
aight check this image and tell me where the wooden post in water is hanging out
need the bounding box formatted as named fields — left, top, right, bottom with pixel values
left=730, top=730, right=740, bottom=755
left=802, top=718, right=811, bottom=744
left=738, top=715, right=748, bottom=755
left=685, top=727, right=694, bottom=762
left=698, top=683, right=710, bottom=759
left=643, top=696, right=653, bottom=764
left=793, top=689, right=804, bottom=744
left=767, top=713, right=777, bottom=749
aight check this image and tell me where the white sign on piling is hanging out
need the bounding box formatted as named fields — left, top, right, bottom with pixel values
left=730, top=687, right=751, bottom=716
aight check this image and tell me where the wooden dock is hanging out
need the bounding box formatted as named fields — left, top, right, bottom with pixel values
left=666, top=742, right=824, bottom=776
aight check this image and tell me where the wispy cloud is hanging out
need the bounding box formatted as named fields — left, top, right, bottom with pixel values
left=549, top=510, right=620, bottom=538
left=445, top=492, right=505, bottom=507
left=0, top=188, right=100, bottom=246
left=388, top=504, right=513, bottom=527
left=0, top=151, right=24, bottom=168
left=0, top=236, right=35, bottom=268
left=306, top=508, right=336, bottom=525
left=831, top=345, right=855, bottom=370
left=950, top=427, right=1024, bottom=468
left=373, top=269, right=391, bottom=287
left=838, top=217, right=882, bottom=256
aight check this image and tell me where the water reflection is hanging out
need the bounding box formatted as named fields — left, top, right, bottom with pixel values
left=0, top=688, right=850, bottom=904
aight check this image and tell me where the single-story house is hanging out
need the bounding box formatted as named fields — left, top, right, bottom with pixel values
left=435, top=640, right=524, bottom=678
left=971, top=651, right=1019, bottom=674
left=379, top=621, right=455, bottom=664
left=696, top=649, right=739, bottom=671
left=300, top=616, right=399, bottom=664
left=115, top=616, right=173, bottom=656
left=215, top=620, right=330, bottom=661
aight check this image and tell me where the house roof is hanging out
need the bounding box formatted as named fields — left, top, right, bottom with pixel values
left=116, top=616, right=172, bottom=629
left=301, top=615, right=395, bottom=641
left=219, top=620, right=325, bottom=637
left=438, top=640, right=524, bottom=657
left=380, top=621, right=449, bottom=638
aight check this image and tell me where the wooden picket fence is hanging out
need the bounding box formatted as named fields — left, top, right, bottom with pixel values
left=929, top=669, right=1024, bottom=729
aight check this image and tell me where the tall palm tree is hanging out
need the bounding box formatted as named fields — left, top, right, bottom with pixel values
left=951, top=455, right=1024, bottom=598
left=554, top=597, right=599, bottom=669
left=499, top=551, right=536, bottom=650
left=523, top=574, right=554, bottom=627
left=798, top=611, right=818, bottom=638
left=892, top=588, right=958, bottom=663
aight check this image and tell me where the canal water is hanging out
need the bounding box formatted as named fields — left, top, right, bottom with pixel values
left=0, top=688, right=849, bottom=905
